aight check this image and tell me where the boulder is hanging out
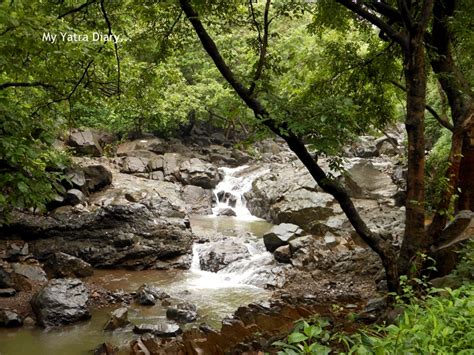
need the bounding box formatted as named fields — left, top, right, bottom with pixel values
left=217, top=208, right=237, bottom=217
left=121, top=157, right=149, bottom=174
left=343, top=161, right=397, bottom=199
left=30, top=278, right=90, bottom=327
left=273, top=245, right=292, bottom=263
left=0, top=310, right=23, bottom=327
left=197, top=241, right=250, bottom=273
left=12, top=263, right=47, bottom=282
left=67, top=129, right=102, bottom=156
left=83, top=165, right=113, bottom=193
left=65, top=189, right=86, bottom=206
left=0, top=240, right=29, bottom=261
left=182, top=185, right=213, bottom=215
left=178, top=158, right=220, bottom=189
left=263, top=223, right=303, bottom=253
left=148, top=157, right=164, bottom=171
left=43, top=252, right=93, bottom=278
left=166, top=302, right=198, bottom=323
left=163, top=153, right=182, bottom=179
left=135, top=284, right=170, bottom=306
left=133, top=322, right=182, bottom=337
left=104, top=307, right=130, bottom=331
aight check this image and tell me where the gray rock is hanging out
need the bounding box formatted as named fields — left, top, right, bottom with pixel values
left=324, top=233, right=338, bottom=248
left=182, top=185, right=213, bottom=215
left=83, top=165, right=113, bottom=193
left=0, top=240, right=29, bottom=260
left=65, top=189, right=86, bottom=206
left=104, top=307, right=130, bottom=331
left=12, top=263, right=47, bottom=282
left=0, top=310, right=22, bottom=327
left=43, top=252, right=93, bottom=278
left=263, top=223, right=303, bottom=253
left=166, top=302, right=198, bottom=323
left=163, top=153, right=182, bottom=179
left=198, top=241, right=250, bottom=273
left=217, top=208, right=237, bottom=217
left=31, top=278, right=90, bottom=327
left=147, top=157, right=164, bottom=171
left=121, top=157, right=149, bottom=174
left=133, top=322, right=182, bottom=337
left=178, top=158, right=220, bottom=189
left=135, top=284, right=170, bottom=306
left=67, top=129, right=102, bottom=156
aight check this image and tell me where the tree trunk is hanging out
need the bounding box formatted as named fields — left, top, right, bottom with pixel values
left=458, top=128, right=474, bottom=211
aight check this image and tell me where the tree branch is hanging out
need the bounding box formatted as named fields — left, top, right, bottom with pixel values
left=390, top=80, right=454, bottom=131
left=100, top=0, right=121, bottom=96
left=248, top=0, right=271, bottom=96
left=57, top=0, right=97, bottom=19
left=335, top=0, right=408, bottom=48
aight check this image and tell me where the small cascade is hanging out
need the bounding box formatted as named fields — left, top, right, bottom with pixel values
left=189, top=241, right=277, bottom=288
left=212, top=165, right=268, bottom=219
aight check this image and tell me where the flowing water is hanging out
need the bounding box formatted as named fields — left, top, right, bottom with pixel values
left=0, top=166, right=275, bottom=355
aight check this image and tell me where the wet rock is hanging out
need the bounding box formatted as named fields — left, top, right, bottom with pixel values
left=31, top=278, right=90, bottom=327
left=139, top=333, right=162, bottom=353
left=198, top=241, right=250, bottom=272
left=82, top=165, right=112, bottom=193
left=12, top=263, right=47, bottom=282
left=166, top=303, right=198, bottom=323
left=273, top=245, right=291, bottom=264
left=67, top=129, right=102, bottom=156
left=0, top=240, right=29, bottom=261
left=178, top=158, right=220, bottom=189
left=182, top=185, right=213, bottom=215
left=43, top=252, right=93, bottom=279
left=0, top=310, right=23, bottom=327
left=104, top=307, right=130, bottom=331
left=135, top=284, right=170, bottom=306
left=121, top=157, right=149, bottom=174
left=217, top=208, right=236, bottom=217
left=93, top=342, right=118, bottom=355
left=65, top=189, right=86, bottom=206
left=133, top=322, right=182, bottom=337
left=0, top=288, right=16, bottom=297
left=263, top=223, right=303, bottom=253
left=199, top=323, right=218, bottom=334
left=23, top=316, right=35, bottom=326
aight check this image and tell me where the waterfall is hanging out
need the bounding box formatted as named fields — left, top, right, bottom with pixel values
left=189, top=241, right=277, bottom=288
left=212, top=165, right=268, bottom=220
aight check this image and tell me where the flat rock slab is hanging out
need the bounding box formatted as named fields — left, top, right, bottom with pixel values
left=133, top=322, right=182, bottom=337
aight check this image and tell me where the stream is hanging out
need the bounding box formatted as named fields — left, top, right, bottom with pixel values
left=0, top=166, right=276, bottom=355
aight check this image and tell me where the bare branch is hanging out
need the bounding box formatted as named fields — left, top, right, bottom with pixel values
left=100, top=0, right=121, bottom=96
left=57, top=0, right=97, bottom=19
left=248, top=0, right=271, bottom=96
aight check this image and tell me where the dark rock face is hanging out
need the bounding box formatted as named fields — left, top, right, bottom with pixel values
left=31, top=278, right=90, bottom=327
left=65, top=189, right=86, bottom=205
left=82, top=165, right=113, bottom=194
left=0, top=288, right=16, bottom=297
left=273, top=245, right=291, bottom=264
left=0, top=310, right=23, bottom=327
left=263, top=223, right=303, bottom=253
left=216, top=208, right=236, bottom=217
left=43, top=252, right=93, bottom=279
left=103, top=307, right=130, bottom=331
left=135, top=284, right=170, bottom=306
left=133, top=322, right=182, bottom=337
left=3, top=203, right=193, bottom=270
left=166, top=302, right=198, bottom=323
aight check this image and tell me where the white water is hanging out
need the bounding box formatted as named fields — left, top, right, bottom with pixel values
left=212, top=165, right=269, bottom=220
left=189, top=242, right=276, bottom=289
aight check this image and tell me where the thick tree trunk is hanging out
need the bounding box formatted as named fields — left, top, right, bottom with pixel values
left=398, top=38, right=429, bottom=276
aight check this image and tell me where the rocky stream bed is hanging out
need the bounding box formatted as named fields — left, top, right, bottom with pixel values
left=0, top=126, right=411, bottom=354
